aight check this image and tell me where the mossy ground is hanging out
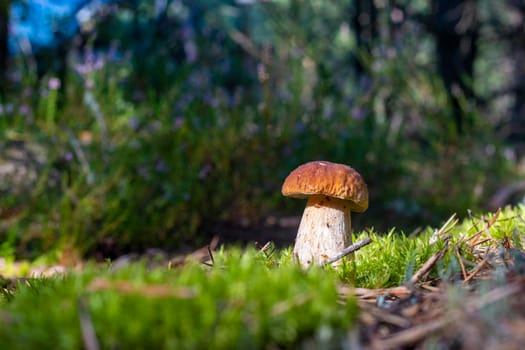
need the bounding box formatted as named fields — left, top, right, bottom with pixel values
left=1, top=206, right=524, bottom=348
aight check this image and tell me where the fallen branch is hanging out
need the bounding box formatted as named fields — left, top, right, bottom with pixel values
left=321, top=237, right=372, bottom=266
left=372, top=314, right=450, bottom=349
left=349, top=286, right=412, bottom=300
left=373, top=282, right=523, bottom=348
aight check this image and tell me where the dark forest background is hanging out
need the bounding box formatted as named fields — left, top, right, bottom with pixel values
left=0, top=0, right=524, bottom=258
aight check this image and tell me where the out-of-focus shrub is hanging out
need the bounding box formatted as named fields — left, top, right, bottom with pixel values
left=0, top=0, right=516, bottom=256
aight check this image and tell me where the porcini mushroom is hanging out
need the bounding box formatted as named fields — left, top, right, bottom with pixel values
left=281, top=161, right=368, bottom=267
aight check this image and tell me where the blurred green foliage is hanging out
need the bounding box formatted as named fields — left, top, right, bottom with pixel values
left=0, top=0, right=518, bottom=256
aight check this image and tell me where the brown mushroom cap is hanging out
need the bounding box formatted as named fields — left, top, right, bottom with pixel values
left=281, top=160, right=368, bottom=212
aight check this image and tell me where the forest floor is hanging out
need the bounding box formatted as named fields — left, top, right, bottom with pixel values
left=240, top=211, right=525, bottom=349
left=2, top=210, right=525, bottom=348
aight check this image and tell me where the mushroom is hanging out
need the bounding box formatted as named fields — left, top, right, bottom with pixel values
left=281, top=161, right=368, bottom=267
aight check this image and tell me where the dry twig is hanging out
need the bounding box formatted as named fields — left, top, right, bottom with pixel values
left=321, top=237, right=372, bottom=266
left=350, top=286, right=412, bottom=300
left=207, top=244, right=215, bottom=266
left=465, top=209, right=500, bottom=247
left=454, top=245, right=468, bottom=280
left=373, top=282, right=523, bottom=349
left=410, top=243, right=449, bottom=285
left=463, top=255, right=490, bottom=284
left=256, top=241, right=276, bottom=259
left=359, top=305, right=412, bottom=328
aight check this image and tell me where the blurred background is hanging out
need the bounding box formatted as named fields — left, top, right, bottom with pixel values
left=0, top=0, right=524, bottom=259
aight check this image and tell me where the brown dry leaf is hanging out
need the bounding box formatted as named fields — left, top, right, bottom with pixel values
left=346, top=286, right=412, bottom=300
left=87, top=278, right=197, bottom=299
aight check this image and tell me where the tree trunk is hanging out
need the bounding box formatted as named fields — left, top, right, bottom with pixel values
left=351, top=0, right=378, bottom=78
left=432, top=0, right=479, bottom=134
left=507, top=1, right=525, bottom=157
left=0, top=1, right=9, bottom=96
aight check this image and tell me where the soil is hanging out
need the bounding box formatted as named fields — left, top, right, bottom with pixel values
left=212, top=215, right=300, bottom=248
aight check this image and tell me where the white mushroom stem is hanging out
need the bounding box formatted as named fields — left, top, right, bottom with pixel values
left=293, top=195, right=352, bottom=268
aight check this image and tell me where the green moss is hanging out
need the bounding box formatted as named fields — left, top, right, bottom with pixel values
left=0, top=249, right=357, bottom=349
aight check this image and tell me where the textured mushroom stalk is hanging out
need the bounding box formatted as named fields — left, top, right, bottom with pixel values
left=293, top=195, right=352, bottom=267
